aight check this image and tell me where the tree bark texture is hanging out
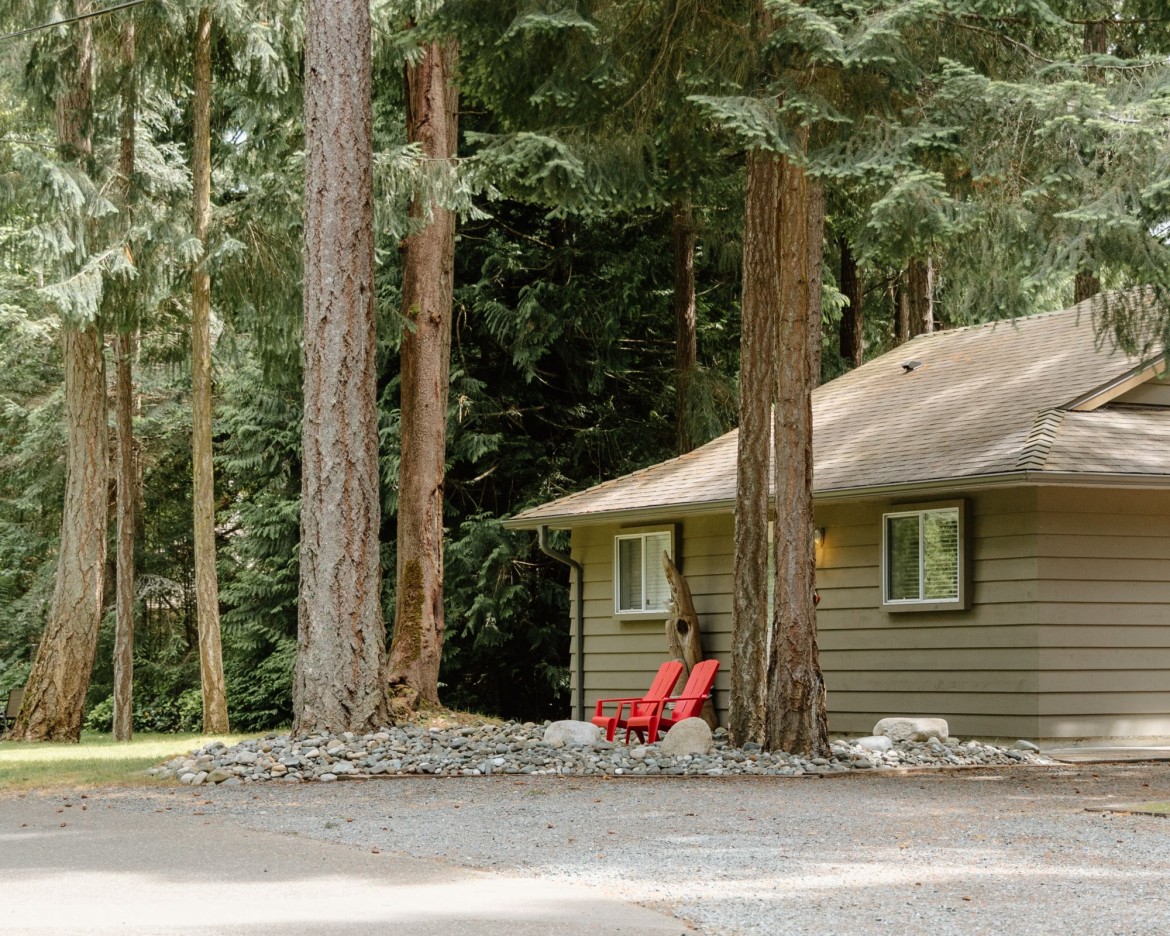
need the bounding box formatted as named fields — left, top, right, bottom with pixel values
left=907, top=257, right=933, bottom=337
left=672, top=200, right=698, bottom=455
left=387, top=39, right=459, bottom=713
left=765, top=161, right=828, bottom=758
left=838, top=237, right=863, bottom=367
left=52, top=1, right=93, bottom=166
left=729, top=149, right=781, bottom=748
left=191, top=7, right=228, bottom=734
left=112, top=16, right=137, bottom=743
left=1075, top=21, right=1107, bottom=297
left=892, top=278, right=910, bottom=346
left=662, top=554, right=717, bottom=729
left=11, top=2, right=106, bottom=743
left=294, top=0, right=388, bottom=735
left=14, top=332, right=107, bottom=742
left=1075, top=271, right=1101, bottom=304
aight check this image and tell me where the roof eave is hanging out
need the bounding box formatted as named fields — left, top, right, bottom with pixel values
left=504, top=468, right=1170, bottom=530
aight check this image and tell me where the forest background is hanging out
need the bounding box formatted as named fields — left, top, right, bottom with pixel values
left=2, top=0, right=1169, bottom=734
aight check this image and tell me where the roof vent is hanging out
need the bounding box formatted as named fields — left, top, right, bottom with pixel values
left=901, top=360, right=922, bottom=373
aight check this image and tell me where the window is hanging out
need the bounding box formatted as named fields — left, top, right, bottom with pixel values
left=882, top=503, right=966, bottom=610
left=614, top=528, right=674, bottom=614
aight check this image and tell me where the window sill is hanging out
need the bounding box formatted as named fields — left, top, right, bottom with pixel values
left=614, top=610, right=670, bottom=622
left=882, top=598, right=969, bottom=613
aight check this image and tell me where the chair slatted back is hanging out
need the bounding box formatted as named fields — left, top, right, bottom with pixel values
left=4, top=687, right=23, bottom=721
left=669, top=659, right=719, bottom=721
left=645, top=661, right=684, bottom=702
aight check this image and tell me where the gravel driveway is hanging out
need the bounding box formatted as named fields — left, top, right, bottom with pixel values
left=72, top=761, right=1170, bottom=935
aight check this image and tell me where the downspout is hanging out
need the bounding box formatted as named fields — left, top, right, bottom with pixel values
left=538, top=525, right=585, bottom=721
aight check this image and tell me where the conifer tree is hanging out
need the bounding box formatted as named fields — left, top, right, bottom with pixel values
left=190, top=5, right=229, bottom=734
left=10, top=0, right=109, bottom=742
left=294, top=0, right=388, bottom=733
left=387, top=29, right=460, bottom=714
left=112, top=13, right=138, bottom=742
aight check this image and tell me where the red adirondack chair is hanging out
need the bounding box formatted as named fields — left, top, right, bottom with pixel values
left=622, top=658, right=719, bottom=744
left=590, top=660, right=683, bottom=742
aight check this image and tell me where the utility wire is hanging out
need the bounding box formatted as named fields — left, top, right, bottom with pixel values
left=0, top=0, right=151, bottom=43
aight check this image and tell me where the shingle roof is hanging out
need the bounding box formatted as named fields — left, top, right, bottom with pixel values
left=507, top=297, right=1168, bottom=529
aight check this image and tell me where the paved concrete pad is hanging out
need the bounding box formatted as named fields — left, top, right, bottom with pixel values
left=1085, top=799, right=1170, bottom=816
left=0, top=793, right=686, bottom=935
left=1043, top=745, right=1170, bottom=764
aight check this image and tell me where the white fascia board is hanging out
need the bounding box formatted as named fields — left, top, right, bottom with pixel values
left=1064, top=355, right=1167, bottom=412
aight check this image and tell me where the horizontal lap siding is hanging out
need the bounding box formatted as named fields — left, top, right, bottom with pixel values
left=1037, top=488, right=1170, bottom=738
left=817, top=491, right=1040, bottom=738
left=571, top=515, right=734, bottom=723
left=568, top=485, right=1170, bottom=740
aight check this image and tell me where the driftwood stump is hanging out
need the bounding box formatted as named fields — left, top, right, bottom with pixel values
left=663, top=552, right=718, bottom=730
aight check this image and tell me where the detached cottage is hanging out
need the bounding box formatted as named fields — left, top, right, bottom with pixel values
left=506, top=298, right=1170, bottom=739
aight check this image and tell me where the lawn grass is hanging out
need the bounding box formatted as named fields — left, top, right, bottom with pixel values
left=0, top=731, right=257, bottom=791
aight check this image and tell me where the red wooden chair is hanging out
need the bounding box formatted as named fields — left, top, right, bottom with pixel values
left=590, top=660, right=683, bottom=742
left=623, top=659, right=719, bottom=744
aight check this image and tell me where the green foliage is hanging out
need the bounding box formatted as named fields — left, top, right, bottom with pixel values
left=82, top=688, right=203, bottom=734
left=3, top=0, right=1170, bottom=735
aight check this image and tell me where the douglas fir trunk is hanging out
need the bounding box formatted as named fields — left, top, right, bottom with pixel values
left=294, top=0, right=388, bottom=734
left=838, top=237, right=863, bottom=367
left=673, top=200, right=698, bottom=455
left=191, top=7, right=228, bottom=733
left=113, top=16, right=137, bottom=742
left=387, top=39, right=459, bottom=712
left=729, top=150, right=781, bottom=748
left=907, top=257, right=933, bottom=337
left=11, top=2, right=107, bottom=743
left=765, top=161, right=828, bottom=757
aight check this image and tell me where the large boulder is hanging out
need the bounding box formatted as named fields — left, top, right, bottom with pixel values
left=543, top=720, right=602, bottom=748
left=873, top=717, right=949, bottom=743
left=660, top=717, right=714, bottom=756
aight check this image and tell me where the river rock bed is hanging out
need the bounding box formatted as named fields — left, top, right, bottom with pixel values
left=147, top=721, right=1054, bottom=785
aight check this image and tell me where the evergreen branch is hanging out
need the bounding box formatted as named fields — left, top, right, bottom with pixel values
left=0, top=0, right=152, bottom=43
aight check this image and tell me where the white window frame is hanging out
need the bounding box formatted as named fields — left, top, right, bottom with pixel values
left=881, top=500, right=968, bottom=612
left=613, top=525, right=676, bottom=618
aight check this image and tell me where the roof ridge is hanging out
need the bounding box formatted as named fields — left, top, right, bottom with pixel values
left=1016, top=408, right=1065, bottom=471
left=903, top=306, right=1076, bottom=345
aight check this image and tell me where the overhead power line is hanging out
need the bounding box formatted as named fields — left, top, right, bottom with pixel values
left=0, top=0, right=151, bottom=43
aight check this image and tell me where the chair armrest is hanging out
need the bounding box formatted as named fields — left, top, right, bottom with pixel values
left=661, top=693, right=711, bottom=704
left=593, top=696, right=642, bottom=717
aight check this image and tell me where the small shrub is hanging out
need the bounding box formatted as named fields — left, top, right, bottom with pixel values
left=83, top=696, right=114, bottom=733
left=83, top=688, right=207, bottom=734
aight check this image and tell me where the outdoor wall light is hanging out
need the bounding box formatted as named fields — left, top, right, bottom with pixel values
left=813, top=527, right=825, bottom=547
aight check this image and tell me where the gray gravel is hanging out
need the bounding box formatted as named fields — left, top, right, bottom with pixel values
left=147, top=721, right=1053, bottom=785
left=108, top=758, right=1170, bottom=935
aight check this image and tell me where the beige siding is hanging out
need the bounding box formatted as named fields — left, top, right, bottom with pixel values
left=1036, top=487, right=1170, bottom=737
left=570, top=515, right=734, bottom=723
left=816, top=489, right=1041, bottom=737
left=567, top=485, right=1170, bottom=740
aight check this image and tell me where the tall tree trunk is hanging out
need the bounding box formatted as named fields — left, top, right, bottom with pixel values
left=1075, top=271, right=1100, bottom=304
left=765, top=160, right=828, bottom=758
left=907, top=257, right=933, bottom=336
left=294, top=0, right=388, bottom=734
left=112, top=16, right=137, bottom=743
left=729, top=149, right=780, bottom=748
left=386, top=38, right=459, bottom=714
left=838, top=237, right=863, bottom=367
left=1076, top=19, right=1107, bottom=299
left=11, top=1, right=106, bottom=744
left=892, top=276, right=910, bottom=346
left=673, top=200, right=698, bottom=455
left=191, top=7, right=227, bottom=733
